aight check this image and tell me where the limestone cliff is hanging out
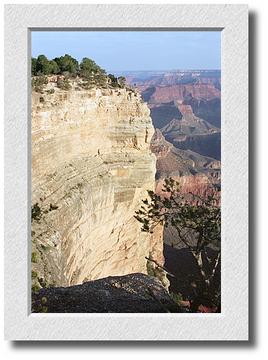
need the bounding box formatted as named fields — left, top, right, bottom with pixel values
left=31, top=86, right=163, bottom=289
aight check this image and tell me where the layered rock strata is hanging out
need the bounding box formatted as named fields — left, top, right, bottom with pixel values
left=31, top=86, right=163, bottom=288
left=151, top=129, right=221, bottom=190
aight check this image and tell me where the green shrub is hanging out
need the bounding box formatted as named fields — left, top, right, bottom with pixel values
left=57, top=78, right=71, bottom=90
left=31, top=58, right=37, bottom=76
left=32, top=76, right=48, bottom=93
left=41, top=296, right=47, bottom=304
left=31, top=252, right=38, bottom=263
left=54, top=54, right=79, bottom=76
left=39, top=305, right=48, bottom=313
left=31, top=284, right=40, bottom=293
left=49, top=60, right=60, bottom=75
left=79, top=57, right=105, bottom=79
left=32, top=270, right=38, bottom=279
left=35, top=55, right=52, bottom=75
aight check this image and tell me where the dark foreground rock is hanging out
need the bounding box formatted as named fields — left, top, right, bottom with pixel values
left=32, top=273, right=182, bottom=313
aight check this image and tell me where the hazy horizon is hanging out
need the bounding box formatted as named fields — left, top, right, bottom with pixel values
left=112, top=69, right=221, bottom=72
left=32, top=31, right=221, bottom=71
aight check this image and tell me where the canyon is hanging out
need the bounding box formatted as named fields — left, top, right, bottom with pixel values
left=121, top=70, right=221, bottom=304
left=31, top=82, right=164, bottom=290
left=121, top=70, right=221, bottom=194
left=151, top=129, right=220, bottom=194
left=31, top=68, right=221, bottom=312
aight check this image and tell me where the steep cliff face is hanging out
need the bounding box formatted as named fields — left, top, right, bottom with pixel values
left=31, top=87, right=163, bottom=288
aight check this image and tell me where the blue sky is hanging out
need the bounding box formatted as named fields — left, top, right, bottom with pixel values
left=32, top=31, right=221, bottom=71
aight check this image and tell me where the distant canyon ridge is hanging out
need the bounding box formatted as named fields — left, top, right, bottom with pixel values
left=115, top=70, right=221, bottom=198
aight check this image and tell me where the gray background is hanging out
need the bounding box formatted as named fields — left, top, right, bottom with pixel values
left=4, top=4, right=248, bottom=341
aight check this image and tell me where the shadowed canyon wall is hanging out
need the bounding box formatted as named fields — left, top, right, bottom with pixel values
left=31, top=87, right=163, bottom=288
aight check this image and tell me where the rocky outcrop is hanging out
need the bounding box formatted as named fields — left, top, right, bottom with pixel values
left=183, top=95, right=221, bottom=128
left=31, top=86, right=163, bottom=289
left=32, top=273, right=181, bottom=313
left=160, top=108, right=221, bottom=161
left=151, top=129, right=220, bottom=181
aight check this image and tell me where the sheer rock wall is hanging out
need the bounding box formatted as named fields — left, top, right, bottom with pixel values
left=31, top=87, right=163, bottom=288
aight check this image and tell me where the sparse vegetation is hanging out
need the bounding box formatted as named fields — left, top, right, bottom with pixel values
left=39, top=306, right=48, bottom=313
left=31, top=54, right=129, bottom=91
left=31, top=203, right=42, bottom=221
left=57, top=78, right=71, bottom=90
left=32, top=299, right=48, bottom=312
left=31, top=76, right=48, bottom=93
left=31, top=252, right=38, bottom=263
left=31, top=284, right=40, bottom=293
left=31, top=270, right=38, bottom=279
left=135, top=177, right=221, bottom=312
left=41, top=296, right=47, bottom=304
left=46, top=88, right=55, bottom=94
left=108, top=74, right=126, bottom=89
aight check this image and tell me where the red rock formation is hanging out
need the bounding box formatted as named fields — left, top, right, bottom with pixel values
left=147, top=84, right=220, bottom=104
left=156, top=175, right=220, bottom=203
left=177, top=104, right=194, bottom=115
left=151, top=130, right=221, bottom=203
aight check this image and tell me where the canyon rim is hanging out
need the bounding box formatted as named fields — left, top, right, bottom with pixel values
left=31, top=31, right=221, bottom=313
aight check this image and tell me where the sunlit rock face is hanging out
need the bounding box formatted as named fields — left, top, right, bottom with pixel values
left=31, top=87, right=163, bottom=288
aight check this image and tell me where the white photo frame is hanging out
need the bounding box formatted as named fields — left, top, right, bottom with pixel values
left=4, top=4, right=248, bottom=341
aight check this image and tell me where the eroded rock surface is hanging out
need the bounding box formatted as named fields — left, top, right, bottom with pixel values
left=32, top=273, right=181, bottom=313
left=31, top=87, right=163, bottom=289
left=151, top=129, right=221, bottom=194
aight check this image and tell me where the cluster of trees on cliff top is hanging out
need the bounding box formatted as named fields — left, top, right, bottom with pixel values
left=31, top=54, right=126, bottom=87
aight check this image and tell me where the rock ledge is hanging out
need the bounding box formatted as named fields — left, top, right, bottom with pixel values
left=32, top=273, right=181, bottom=313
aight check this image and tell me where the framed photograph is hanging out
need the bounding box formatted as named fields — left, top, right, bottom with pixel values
left=4, top=4, right=248, bottom=341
